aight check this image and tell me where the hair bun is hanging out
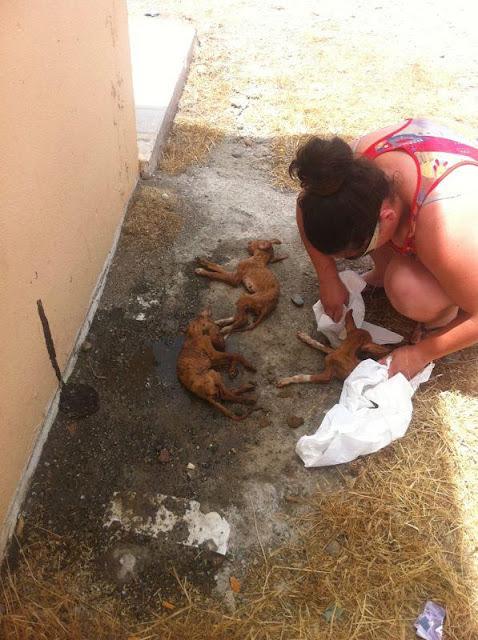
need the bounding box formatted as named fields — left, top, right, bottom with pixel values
left=289, top=136, right=353, bottom=196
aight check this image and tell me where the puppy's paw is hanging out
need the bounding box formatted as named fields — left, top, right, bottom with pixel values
left=195, top=267, right=207, bottom=276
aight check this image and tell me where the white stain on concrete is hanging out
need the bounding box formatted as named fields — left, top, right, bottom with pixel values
left=184, top=501, right=230, bottom=555
left=104, top=491, right=230, bottom=555
left=136, top=295, right=159, bottom=309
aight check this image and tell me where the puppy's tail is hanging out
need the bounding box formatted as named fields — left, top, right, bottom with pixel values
left=207, top=398, right=256, bottom=422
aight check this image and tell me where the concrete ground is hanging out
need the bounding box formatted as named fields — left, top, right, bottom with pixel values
left=16, top=132, right=371, bottom=609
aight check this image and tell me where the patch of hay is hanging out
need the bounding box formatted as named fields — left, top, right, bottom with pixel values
left=153, top=10, right=235, bottom=174
left=159, top=121, right=223, bottom=175
left=123, top=186, right=183, bottom=248
left=0, top=539, right=131, bottom=640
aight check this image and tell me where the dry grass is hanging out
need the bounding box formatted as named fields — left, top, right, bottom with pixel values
left=123, top=185, right=183, bottom=247
left=159, top=121, right=223, bottom=175
left=0, top=540, right=131, bottom=640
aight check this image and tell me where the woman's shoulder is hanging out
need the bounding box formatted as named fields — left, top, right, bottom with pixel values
left=353, top=120, right=409, bottom=156
left=416, top=164, right=478, bottom=254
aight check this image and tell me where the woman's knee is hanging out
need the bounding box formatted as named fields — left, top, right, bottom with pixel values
left=384, top=256, right=452, bottom=322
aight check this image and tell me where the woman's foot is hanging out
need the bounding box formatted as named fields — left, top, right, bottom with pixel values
left=410, top=306, right=459, bottom=344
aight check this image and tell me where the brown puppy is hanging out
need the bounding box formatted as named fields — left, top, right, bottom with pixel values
left=177, top=309, right=257, bottom=421
left=195, top=239, right=287, bottom=333
left=277, top=310, right=393, bottom=387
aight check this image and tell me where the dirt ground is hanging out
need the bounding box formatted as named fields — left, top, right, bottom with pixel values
left=3, top=1, right=478, bottom=638
left=15, top=133, right=363, bottom=606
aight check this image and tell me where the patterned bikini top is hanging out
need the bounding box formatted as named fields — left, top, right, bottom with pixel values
left=362, top=118, right=478, bottom=256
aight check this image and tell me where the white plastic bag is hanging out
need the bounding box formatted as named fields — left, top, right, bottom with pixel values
left=296, top=359, right=434, bottom=468
left=313, top=270, right=403, bottom=347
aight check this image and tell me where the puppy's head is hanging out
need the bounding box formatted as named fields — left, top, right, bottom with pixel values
left=247, top=238, right=281, bottom=257
left=187, top=309, right=225, bottom=348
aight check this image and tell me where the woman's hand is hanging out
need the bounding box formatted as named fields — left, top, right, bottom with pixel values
left=320, top=277, right=349, bottom=322
left=380, top=344, right=429, bottom=380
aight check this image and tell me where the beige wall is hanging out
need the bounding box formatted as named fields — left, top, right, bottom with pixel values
left=0, top=1, right=138, bottom=535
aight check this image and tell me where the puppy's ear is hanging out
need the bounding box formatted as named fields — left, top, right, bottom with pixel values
left=270, top=238, right=282, bottom=245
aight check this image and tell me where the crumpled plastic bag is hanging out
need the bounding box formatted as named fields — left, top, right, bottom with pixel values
left=296, top=358, right=434, bottom=468
left=414, top=600, right=446, bottom=640
left=313, top=270, right=403, bottom=348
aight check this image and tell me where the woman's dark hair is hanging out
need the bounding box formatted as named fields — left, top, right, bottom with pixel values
left=290, top=136, right=391, bottom=255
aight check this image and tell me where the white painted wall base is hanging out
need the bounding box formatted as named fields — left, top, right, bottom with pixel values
left=0, top=177, right=139, bottom=561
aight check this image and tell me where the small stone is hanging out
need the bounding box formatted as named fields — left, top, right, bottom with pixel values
left=231, top=151, right=243, bottom=159
left=258, top=415, right=272, bottom=428
left=291, top=294, right=304, bottom=307
left=158, top=448, right=171, bottom=463
left=67, top=422, right=78, bottom=435
left=230, top=576, right=241, bottom=593
left=81, top=340, right=93, bottom=352
left=187, top=462, right=196, bottom=470
left=243, top=137, right=254, bottom=147
left=324, top=540, right=342, bottom=557
left=287, top=415, right=304, bottom=429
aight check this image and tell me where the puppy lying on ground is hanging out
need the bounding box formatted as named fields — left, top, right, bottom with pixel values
left=277, top=310, right=393, bottom=387
left=195, top=239, right=287, bottom=333
left=177, top=309, right=257, bottom=421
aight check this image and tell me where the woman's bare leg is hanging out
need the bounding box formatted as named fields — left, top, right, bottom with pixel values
left=384, top=254, right=459, bottom=329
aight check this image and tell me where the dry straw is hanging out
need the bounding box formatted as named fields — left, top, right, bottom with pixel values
left=122, top=185, right=183, bottom=248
